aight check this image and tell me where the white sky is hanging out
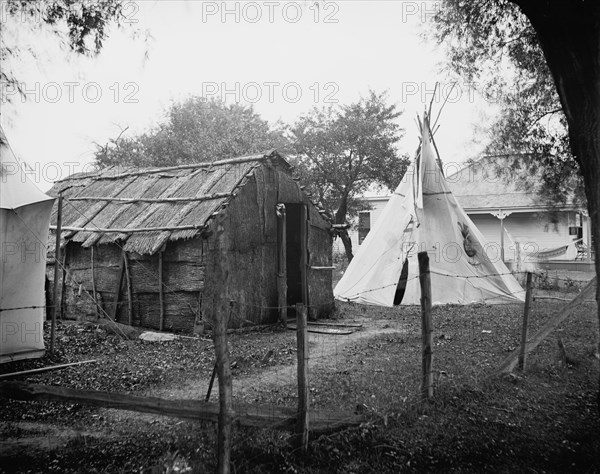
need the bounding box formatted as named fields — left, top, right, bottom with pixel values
left=1, top=0, right=499, bottom=191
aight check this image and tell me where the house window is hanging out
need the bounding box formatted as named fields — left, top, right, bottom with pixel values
left=358, top=211, right=371, bottom=244
left=569, top=226, right=583, bottom=239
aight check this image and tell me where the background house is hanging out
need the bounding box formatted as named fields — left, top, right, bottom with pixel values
left=47, top=152, right=335, bottom=333
left=347, top=156, right=593, bottom=273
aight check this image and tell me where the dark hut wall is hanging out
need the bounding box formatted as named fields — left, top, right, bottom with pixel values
left=307, top=218, right=335, bottom=319
left=202, top=163, right=334, bottom=327
left=47, top=238, right=205, bottom=333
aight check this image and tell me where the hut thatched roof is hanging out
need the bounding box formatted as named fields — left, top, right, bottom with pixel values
left=48, top=151, right=296, bottom=255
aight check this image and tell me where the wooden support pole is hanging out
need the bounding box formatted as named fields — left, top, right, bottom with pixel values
left=67, top=192, right=233, bottom=204
left=518, top=272, right=534, bottom=371
left=50, top=223, right=207, bottom=234
left=59, top=248, right=67, bottom=320
left=418, top=252, right=433, bottom=400
left=91, top=247, right=99, bottom=319
left=50, top=194, right=63, bottom=355
left=206, top=306, right=234, bottom=403
left=295, top=303, right=309, bottom=452
left=276, top=204, right=288, bottom=325
left=123, top=251, right=133, bottom=326
left=158, top=251, right=165, bottom=331
left=299, top=205, right=309, bottom=312
left=497, top=277, right=597, bottom=374
left=111, top=254, right=126, bottom=322
left=62, top=154, right=275, bottom=182
left=205, top=363, right=218, bottom=402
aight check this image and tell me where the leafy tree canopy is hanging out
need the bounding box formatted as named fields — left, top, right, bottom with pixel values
left=288, top=90, right=409, bottom=260
left=433, top=0, right=600, bottom=412
left=95, top=97, right=289, bottom=167
left=429, top=0, right=584, bottom=206
left=1, top=0, right=129, bottom=102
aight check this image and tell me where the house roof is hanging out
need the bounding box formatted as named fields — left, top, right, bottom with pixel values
left=444, top=156, right=580, bottom=213
left=48, top=151, right=297, bottom=255
left=360, top=155, right=580, bottom=214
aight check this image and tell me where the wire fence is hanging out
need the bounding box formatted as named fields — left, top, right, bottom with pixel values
left=190, top=269, right=597, bottom=442
left=4, top=187, right=599, bottom=448
left=4, top=170, right=598, bottom=468
left=2, top=247, right=598, bottom=470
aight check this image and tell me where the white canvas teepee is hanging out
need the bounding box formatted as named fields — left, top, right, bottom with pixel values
left=334, top=115, right=525, bottom=306
left=0, top=126, right=55, bottom=362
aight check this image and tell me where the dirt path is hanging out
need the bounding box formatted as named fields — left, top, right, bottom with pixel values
left=150, top=317, right=405, bottom=402
left=2, top=317, right=405, bottom=442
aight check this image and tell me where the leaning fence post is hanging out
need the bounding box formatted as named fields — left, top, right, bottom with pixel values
left=295, top=303, right=309, bottom=452
left=418, top=251, right=433, bottom=400
left=518, top=272, right=534, bottom=371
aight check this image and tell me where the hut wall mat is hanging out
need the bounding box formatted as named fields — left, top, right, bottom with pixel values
left=45, top=236, right=207, bottom=333
left=0, top=272, right=598, bottom=472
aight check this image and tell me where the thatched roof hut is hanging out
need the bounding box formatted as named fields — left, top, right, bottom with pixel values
left=47, top=151, right=335, bottom=333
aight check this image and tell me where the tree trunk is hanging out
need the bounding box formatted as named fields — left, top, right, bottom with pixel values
left=511, top=0, right=600, bottom=409
left=335, top=194, right=354, bottom=262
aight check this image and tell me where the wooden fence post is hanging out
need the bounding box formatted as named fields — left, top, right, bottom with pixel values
left=206, top=306, right=233, bottom=403
left=496, top=277, right=597, bottom=374
left=213, top=299, right=233, bottom=474
left=518, top=272, right=533, bottom=371
left=295, top=303, right=309, bottom=452
left=210, top=216, right=233, bottom=474
left=50, top=194, right=63, bottom=355
left=418, top=252, right=433, bottom=400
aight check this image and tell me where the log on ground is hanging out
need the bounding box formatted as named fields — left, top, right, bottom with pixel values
left=0, top=382, right=363, bottom=434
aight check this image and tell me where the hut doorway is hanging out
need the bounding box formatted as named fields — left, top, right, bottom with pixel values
left=279, top=203, right=308, bottom=315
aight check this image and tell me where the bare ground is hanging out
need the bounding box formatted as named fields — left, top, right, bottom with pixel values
left=0, top=295, right=598, bottom=473
left=152, top=317, right=404, bottom=401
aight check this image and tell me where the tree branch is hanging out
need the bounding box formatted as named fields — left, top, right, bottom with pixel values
left=527, top=108, right=563, bottom=132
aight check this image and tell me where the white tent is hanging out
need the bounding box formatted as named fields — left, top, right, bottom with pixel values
left=335, top=115, right=525, bottom=306
left=0, top=126, right=54, bottom=363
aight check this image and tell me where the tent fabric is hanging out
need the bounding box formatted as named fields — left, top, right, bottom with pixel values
left=0, top=126, right=54, bottom=363
left=334, top=116, right=526, bottom=307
